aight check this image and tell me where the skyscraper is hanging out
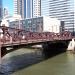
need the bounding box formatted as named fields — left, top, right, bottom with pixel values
left=14, top=0, right=18, bottom=14
left=14, top=0, right=33, bottom=19
left=0, top=0, right=2, bottom=23
left=14, top=0, right=41, bottom=18
left=41, top=0, right=75, bottom=32
left=3, top=8, right=9, bottom=17
left=33, top=0, right=41, bottom=18
left=25, top=0, right=33, bottom=18
left=41, top=0, right=49, bottom=16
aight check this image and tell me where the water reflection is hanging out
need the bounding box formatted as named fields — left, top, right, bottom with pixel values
left=0, top=48, right=75, bottom=75
left=12, top=51, right=75, bottom=75
left=66, top=51, right=75, bottom=62
left=0, top=48, right=44, bottom=75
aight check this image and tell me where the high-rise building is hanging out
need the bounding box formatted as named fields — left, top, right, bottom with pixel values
left=14, top=0, right=33, bottom=19
left=25, top=0, right=33, bottom=18
left=41, top=0, right=49, bottom=16
left=3, top=8, right=9, bottom=17
left=41, top=0, right=75, bottom=32
left=14, top=0, right=41, bottom=19
left=14, top=0, right=18, bottom=14
left=33, top=0, right=41, bottom=18
left=0, top=0, right=2, bottom=23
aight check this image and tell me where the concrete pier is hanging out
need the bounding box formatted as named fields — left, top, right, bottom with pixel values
left=0, top=47, right=7, bottom=65
left=67, top=38, right=75, bottom=53
left=42, top=41, right=67, bottom=58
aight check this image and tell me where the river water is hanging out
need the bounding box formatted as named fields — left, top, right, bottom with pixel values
left=0, top=48, right=75, bottom=75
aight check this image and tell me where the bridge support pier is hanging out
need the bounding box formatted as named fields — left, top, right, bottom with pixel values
left=0, top=47, right=7, bottom=72
left=42, top=41, right=68, bottom=58
left=1, top=47, right=7, bottom=57
left=0, top=47, right=7, bottom=65
left=67, top=38, right=75, bottom=53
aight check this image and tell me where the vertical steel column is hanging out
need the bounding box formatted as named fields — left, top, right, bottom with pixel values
left=0, top=46, right=1, bottom=66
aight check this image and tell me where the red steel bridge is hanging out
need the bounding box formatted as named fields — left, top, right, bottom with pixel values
left=0, top=26, right=73, bottom=59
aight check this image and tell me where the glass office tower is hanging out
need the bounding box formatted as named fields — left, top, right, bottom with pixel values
left=41, top=0, right=49, bottom=16
left=25, top=0, right=33, bottom=18
left=14, top=0, right=33, bottom=19
left=41, top=0, right=75, bottom=32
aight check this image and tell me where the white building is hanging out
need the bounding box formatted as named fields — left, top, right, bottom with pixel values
left=1, top=14, right=22, bottom=27
left=33, top=0, right=41, bottom=18
left=4, top=16, right=61, bottom=33
left=23, top=16, right=61, bottom=33
left=43, top=16, right=60, bottom=33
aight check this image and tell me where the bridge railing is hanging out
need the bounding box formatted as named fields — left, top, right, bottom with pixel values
left=0, top=26, right=72, bottom=46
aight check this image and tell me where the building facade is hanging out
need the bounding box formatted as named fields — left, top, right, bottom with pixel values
left=14, top=0, right=33, bottom=19
left=0, top=0, right=2, bottom=23
left=14, top=0, right=18, bottom=14
left=9, top=16, right=61, bottom=33
left=14, top=0, right=41, bottom=19
left=41, top=0, right=75, bottom=32
left=33, top=0, right=41, bottom=18
left=1, top=14, right=22, bottom=27
left=41, top=0, right=49, bottom=16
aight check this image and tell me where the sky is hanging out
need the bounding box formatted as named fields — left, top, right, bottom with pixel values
left=3, top=0, right=13, bottom=15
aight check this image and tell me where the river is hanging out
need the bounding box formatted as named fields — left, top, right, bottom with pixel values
left=0, top=47, right=75, bottom=75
